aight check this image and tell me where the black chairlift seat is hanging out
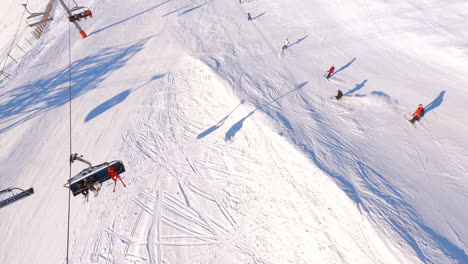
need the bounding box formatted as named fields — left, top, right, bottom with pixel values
left=68, top=0, right=93, bottom=22
left=0, top=187, right=34, bottom=209
left=64, top=156, right=125, bottom=196
left=22, top=4, right=53, bottom=27
left=68, top=10, right=93, bottom=22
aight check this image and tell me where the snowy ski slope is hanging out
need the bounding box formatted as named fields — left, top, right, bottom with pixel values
left=0, top=0, right=467, bottom=263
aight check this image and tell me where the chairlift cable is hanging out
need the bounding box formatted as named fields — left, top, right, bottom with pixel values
left=66, top=0, right=73, bottom=261
left=0, top=1, right=28, bottom=77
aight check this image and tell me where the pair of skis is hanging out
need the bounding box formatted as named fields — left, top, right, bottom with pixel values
left=403, top=114, right=425, bottom=128
left=82, top=183, right=102, bottom=203
left=329, top=96, right=347, bottom=100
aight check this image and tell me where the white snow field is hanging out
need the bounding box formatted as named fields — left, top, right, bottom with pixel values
left=0, top=0, right=467, bottom=263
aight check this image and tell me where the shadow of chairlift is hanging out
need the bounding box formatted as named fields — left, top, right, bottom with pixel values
left=0, top=187, right=34, bottom=209
left=67, top=0, right=93, bottom=22
left=22, top=4, right=53, bottom=27
left=64, top=153, right=126, bottom=197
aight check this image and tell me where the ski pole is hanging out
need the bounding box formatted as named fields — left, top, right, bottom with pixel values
left=119, top=178, right=126, bottom=188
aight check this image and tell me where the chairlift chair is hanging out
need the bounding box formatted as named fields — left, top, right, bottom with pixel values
left=0, top=187, right=34, bottom=209
left=22, top=4, right=53, bottom=27
left=64, top=154, right=125, bottom=196
left=68, top=0, right=93, bottom=22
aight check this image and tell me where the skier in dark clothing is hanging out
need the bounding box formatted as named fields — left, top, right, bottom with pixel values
left=335, top=90, right=343, bottom=100
left=282, top=39, right=289, bottom=50
left=248, top=13, right=252, bottom=21
left=77, top=182, right=89, bottom=200
left=84, top=177, right=101, bottom=195
left=326, top=65, right=335, bottom=79
left=410, top=104, right=425, bottom=124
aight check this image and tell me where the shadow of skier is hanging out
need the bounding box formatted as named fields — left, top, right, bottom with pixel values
left=425, top=90, right=445, bottom=114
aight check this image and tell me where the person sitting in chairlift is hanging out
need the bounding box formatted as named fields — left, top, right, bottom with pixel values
left=77, top=182, right=89, bottom=197
left=68, top=10, right=93, bottom=22
left=84, top=177, right=101, bottom=195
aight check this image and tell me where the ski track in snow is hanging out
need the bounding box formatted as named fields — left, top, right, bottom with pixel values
left=0, top=0, right=467, bottom=263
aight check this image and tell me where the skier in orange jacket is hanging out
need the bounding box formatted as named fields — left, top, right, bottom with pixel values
left=410, top=104, right=425, bottom=124
left=108, top=166, right=126, bottom=192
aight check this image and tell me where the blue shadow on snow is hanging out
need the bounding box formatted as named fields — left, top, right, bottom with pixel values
left=89, top=0, right=171, bottom=36
left=163, top=4, right=191, bottom=17
left=197, top=100, right=245, bottom=139
left=288, top=35, right=308, bottom=48
left=84, top=90, right=131, bottom=122
left=332, top=58, right=356, bottom=77
left=0, top=38, right=149, bottom=134
left=84, top=72, right=167, bottom=122
left=356, top=162, right=468, bottom=264
left=132, top=73, right=167, bottom=93
left=424, top=90, right=445, bottom=114
left=179, top=2, right=207, bottom=16
left=225, top=110, right=255, bottom=141
left=224, top=82, right=307, bottom=141
left=151, top=73, right=167, bottom=81
left=252, top=11, right=267, bottom=20
left=284, top=133, right=468, bottom=263
left=344, top=80, right=367, bottom=96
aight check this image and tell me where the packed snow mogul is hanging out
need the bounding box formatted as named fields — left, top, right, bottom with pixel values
left=335, top=90, right=343, bottom=100
left=409, top=104, right=425, bottom=124
left=326, top=65, right=335, bottom=79
left=282, top=39, right=289, bottom=50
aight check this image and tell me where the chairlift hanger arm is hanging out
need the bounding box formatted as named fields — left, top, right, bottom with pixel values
left=0, top=187, right=25, bottom=195
left=22, top=4, right=33, bottom=15
left=0, top=187, right=34, bottom=209
left=70, top=153, right=93, bottom=169
left=0, top=188, right=13, bottom=195
left=22, top=4, right=44, bottom=18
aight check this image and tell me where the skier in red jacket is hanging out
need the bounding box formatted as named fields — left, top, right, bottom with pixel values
left=410, top=104, right=425, bottom=124
left=326, top=65, right=335, bottom=79
left=108, top=166, right=126, bottom=192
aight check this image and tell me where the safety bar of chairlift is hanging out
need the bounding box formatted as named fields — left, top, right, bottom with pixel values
left=28, top=18, right=53, bottom=28
left=0, top=187, right=34, bottom=208
left=70, top=5, right=88, bottom=12
left=22, top=4, right=44, bottom=18
left=0, top=187, right=28, bottom=195
left=22, top=3, right=53, bottom=27
left=27, top=12, right=47, bottom=19
left=70, top=0, right=88, bottom=12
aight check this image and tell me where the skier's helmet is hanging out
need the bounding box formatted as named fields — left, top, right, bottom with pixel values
left=418, top=104, right=423, bottom=107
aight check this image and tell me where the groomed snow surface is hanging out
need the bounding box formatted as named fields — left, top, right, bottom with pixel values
left=0, top=0, right=467, bottom=263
